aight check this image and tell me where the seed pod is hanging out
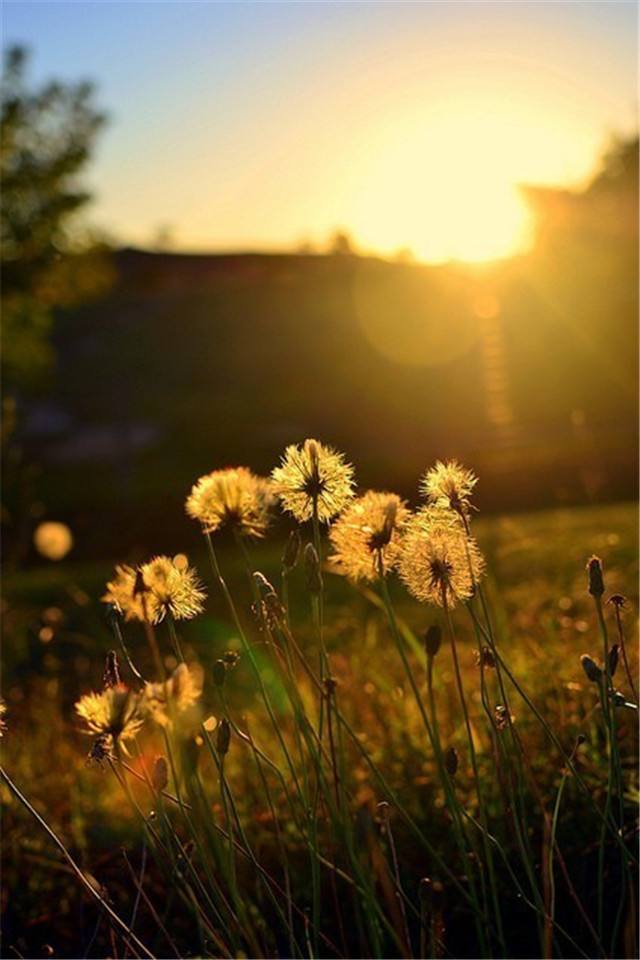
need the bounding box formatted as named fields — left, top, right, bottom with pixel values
left=444, top=745, right=458, bottom=776
left=152, top=755, right=169, bottom=793
left=424, top=625, right=442, bottom=659
left=608, top=644, right=619, bottom=677
left=103, top=650, right=121, bottom=689
left=282, top=529, right=301, bottom=570
left=304, top=543, right=322, bottom=595
left=580, top=654, right=602, bottom=683
left=476, top=646, right=496, bottom=669
left=216, top=717, right=231, bottom=756
left=213, top=659, right=227, bottom=688
left=587, top=556, right=605, bottom=597
left=607, top=594, right=626, bottom=609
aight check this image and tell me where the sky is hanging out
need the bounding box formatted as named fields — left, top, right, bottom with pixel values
left=3, top=1, right=638, bottom=263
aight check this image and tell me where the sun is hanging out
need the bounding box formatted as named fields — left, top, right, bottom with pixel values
left=350, top=109, right=536, bottom=264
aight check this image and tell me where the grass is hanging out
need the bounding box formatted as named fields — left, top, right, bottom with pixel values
left=1, top=497, right=638, bottom=959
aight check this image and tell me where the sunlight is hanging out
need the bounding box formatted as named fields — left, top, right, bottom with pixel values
left=352, top=108, right=538, bottom=263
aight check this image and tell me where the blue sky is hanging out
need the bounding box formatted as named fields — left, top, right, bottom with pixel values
left=3, top=2, right=638, bottom=260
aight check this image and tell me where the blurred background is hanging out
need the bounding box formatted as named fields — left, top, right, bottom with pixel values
left=1, top=1, right=638, bottom=566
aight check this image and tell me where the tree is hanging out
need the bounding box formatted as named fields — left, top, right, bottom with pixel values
left=1, top=46, right=112, bottom=392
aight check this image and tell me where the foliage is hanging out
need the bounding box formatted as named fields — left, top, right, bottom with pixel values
left=1, top=464, right=638, bottom=958
left=1, top=45, right=112, bottom=392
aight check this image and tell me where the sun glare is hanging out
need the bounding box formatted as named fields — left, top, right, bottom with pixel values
left=351, top=108, right=538, bottom=264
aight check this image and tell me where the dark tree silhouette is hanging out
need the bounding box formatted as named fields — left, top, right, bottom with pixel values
left=1, top=46, right=111, bottom=391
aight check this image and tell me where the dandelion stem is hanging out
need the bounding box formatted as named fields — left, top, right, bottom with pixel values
left=0, top=766, right=156, bottom=960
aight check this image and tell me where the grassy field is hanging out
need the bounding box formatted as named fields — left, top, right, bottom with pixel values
left=1, top=498, right=638, bottom=959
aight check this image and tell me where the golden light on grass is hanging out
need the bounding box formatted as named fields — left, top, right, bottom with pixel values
left=272, top=438, right=355, bottom=523
left=398, top=506, right=485, bottom=607
left=186, top=467, right=275, bottom=537
left=33, top=521, right=73, bottom=561
left=329, top=490, right=409, bottom=582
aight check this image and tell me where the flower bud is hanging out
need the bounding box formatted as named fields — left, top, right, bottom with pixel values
left=424, top=625, right=442, bottom=659
left=580, top=654, right=602, bottom=683
left=152, top=755, right=169, bottom=793
left=216, top=717, right=231, bottom=756
left=587, top=556, right=605, bottom=597
left=444, top=745, right=458, bottom=776
left=213, top=659, right=227, bottom=688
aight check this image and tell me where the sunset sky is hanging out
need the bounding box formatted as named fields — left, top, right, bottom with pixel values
left=3, top=1, right=638, bottom=263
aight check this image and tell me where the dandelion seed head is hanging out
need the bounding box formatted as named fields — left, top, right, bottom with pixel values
left=102, top=557, right=205, bottom=624
left=144, top=663, right=203, bottom=727
left=186, top=467, right=274, bottom=538
left=329, top=490, right=409, bottom=582
left=398, top=506, right=485, bottom=608
left=75, top=684, right=145, bottom=743
left=421, top=460, right=477, bottom=517
left=272, top=438, right=354, bottom=523
left=141, top=555, right=206, bottom=622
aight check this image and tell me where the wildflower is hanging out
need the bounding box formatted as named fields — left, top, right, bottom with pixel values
left=144, top=663, right=203, bottom=726
left=102, top=564, right=157, bottom=623
left=140, top=555, right=206, bottom=622
left=186, top=467, right=274, bottom=538
left=421, top=460, right=477, bottom=519
left=272, top=438, right=354, bottom=523
left=103, top=557, right=205, bottom=624
left=75, top=684, right=145, bottom=745
left=586, top=555, right=605, bottom=597
left=329, top=491, right=409, bottom=582
left=580, top=654, right=602, bottom=683
left=398, top=507, right=485, bottom=608
left=252, top=572, right=286, bottom=629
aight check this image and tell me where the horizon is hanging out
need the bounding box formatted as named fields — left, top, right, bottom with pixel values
left=3, top=1, right=638, bottom=264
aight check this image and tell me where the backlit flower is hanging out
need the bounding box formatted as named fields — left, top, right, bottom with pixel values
left=398, top=507, right=485, bottom=608
left=329, top=490, right=409, bottom=581
left=141, top=555, right=206, bottom=621
left=186, top=467, right=274, bottom=538
left=272, top=438, right=354, bottom=523
left=102, top=556, right=205, bottom=624
left=143, top=663, right=203, bottom=727
left=421, top=460, right=477, bottom=518
left=75, top=684, right=145, bottom=744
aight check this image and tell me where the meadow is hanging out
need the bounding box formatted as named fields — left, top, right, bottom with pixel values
left=1, top=450, right=637, bottom=960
